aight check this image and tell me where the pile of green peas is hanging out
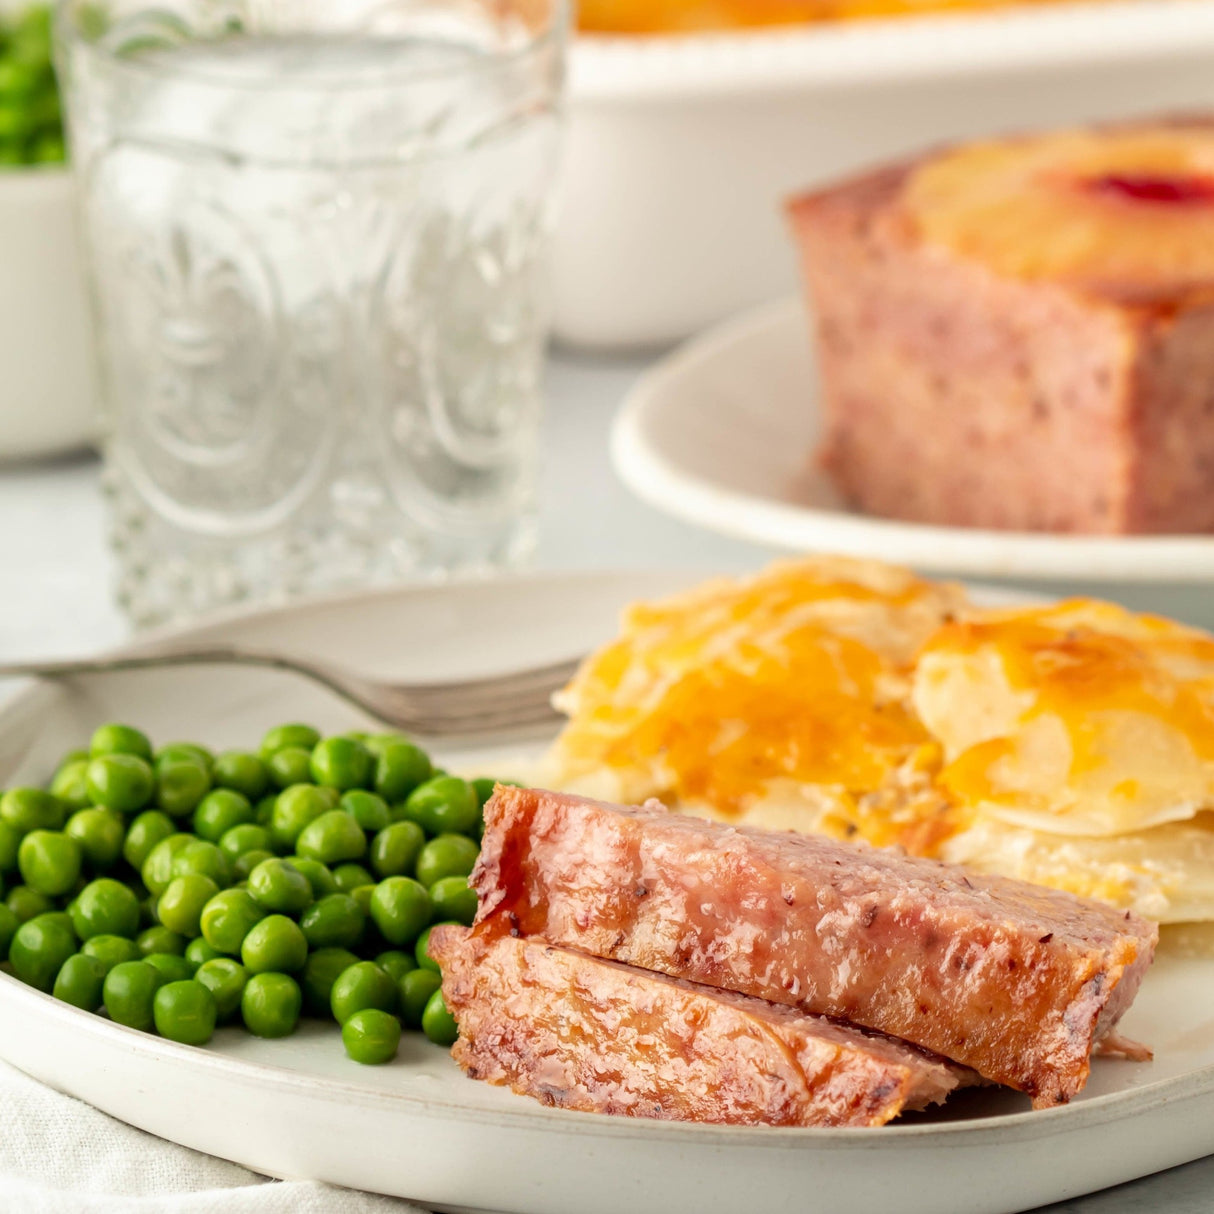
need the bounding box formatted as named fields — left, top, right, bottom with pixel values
left=0, top=721, right=500, bottom=1064
left=0, top=6, right=65, bottom=167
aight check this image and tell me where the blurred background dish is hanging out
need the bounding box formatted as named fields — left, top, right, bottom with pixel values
left=557, top=0, right=1214, bottom=348
left=610, top=297, right=1214, bottom=612
left=0, top=2, right=94, bottom=461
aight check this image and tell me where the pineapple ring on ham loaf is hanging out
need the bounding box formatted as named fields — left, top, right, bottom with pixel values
left=541, top=556, right=1214, bottom=938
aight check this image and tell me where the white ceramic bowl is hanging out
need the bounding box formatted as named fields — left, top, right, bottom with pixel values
left=556, top=0, right=1214, bottom=349
left=0, top=165, right=96, bottom=460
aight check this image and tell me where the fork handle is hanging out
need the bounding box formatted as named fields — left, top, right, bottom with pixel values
left=0, top=647, right=354, bottom=705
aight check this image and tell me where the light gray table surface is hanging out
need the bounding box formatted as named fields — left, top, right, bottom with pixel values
left=2, top=347, right=1213, bottom=1213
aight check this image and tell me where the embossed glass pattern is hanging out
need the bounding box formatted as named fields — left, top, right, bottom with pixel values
left=58, top=0, right=567, bottom=627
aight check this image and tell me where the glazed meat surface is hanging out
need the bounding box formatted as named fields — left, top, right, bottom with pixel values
left=473, top=787, right=1157, bottom=1107
left=430, top=925, right=973, bottom=1127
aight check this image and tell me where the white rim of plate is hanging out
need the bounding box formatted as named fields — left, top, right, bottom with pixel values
left=610, top=298, right=1214, bottom=582
left=570, top=0, right=1214, bottom=102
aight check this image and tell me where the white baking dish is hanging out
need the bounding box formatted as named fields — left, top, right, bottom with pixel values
left=556, top=0, right=1214, bottom=349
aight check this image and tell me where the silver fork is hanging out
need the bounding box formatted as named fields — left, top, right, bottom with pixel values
left=0, top=647, right=583, bottom=738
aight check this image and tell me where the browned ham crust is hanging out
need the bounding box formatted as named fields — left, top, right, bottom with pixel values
left=473, top=786, right=1157, bottom=1107
left=430, top=924, right=974, bottom=1127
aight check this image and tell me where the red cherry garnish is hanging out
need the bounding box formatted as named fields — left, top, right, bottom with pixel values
left=1084, top=173, right=1214, bottom=205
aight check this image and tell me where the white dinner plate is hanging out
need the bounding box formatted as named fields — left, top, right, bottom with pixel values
left=611, top=299, right=1214, bottom=582
left=0, top=571, right=1212, bottom=1214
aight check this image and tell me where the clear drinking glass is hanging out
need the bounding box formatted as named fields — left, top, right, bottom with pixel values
left=57, top=0, right=567, bottom=628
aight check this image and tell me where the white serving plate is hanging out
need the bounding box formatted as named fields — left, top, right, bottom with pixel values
left=0, top=570, right=1212, bottom=1214
left=557, top=0, right=1214, bottom=348
left=611, top=298, right=1214, bottom=583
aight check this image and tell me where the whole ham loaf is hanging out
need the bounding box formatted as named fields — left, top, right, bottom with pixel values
left=473, top=786, right=1157, bottom=1107
left=429, top=924, right=975, bottom=1127
left=787, top=120, right=1214, bottom=534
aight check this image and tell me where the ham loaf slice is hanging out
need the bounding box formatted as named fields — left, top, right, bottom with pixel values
left=473, top=786, right=1157, bottom=1107
left=430, top=924, right=974, bottom=1127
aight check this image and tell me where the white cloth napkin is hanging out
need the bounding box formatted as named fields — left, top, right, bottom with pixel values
left=0, top=1057, right=427, bottom=1213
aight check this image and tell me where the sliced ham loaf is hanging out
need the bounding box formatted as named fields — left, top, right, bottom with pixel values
left=473, top=786, right=1157, bottom=1107
left=430, top=924, right=975, bottom=1127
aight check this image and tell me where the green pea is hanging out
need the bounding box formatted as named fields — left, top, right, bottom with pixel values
left=374, top=742, right=431, bottom=804
left=351, top=883, right=374, bottom=917
left=70, top=878, right=140, bottom=940
left=50, top=760, right=92, bottom=812
left=155, top=742, right=214, bottom=773
left=143, top=952, right=194, bottom=983
left=310, top=737, right=372, bottom=792
left=218, top=823, right=272, bottom=862
left=0, top=820, right=19, bottom=872
left=90, top=723, right=152, bottom=761
left=403, top=776, right=479, bottom=838
left=259, top=723, right=320, bottom=760
left=415, top=834, right=480, bottom=889
left=65, top=808, right=125, bottom=870
left=135, top=925, right=185, bottom=958
left=421, top=989, right=458, bottom=1046
left=233, top=848, right=275, bottom=882
left=332, top=863, right=375, bottom=893
left=10, top=913, right=77, bottom=991
left=270, top=785, right=332, bottom=852
left=295, top=810, right=366, bottom=866
left=86, top=754, right=154, bottom=813
left=6, top=885, right=53, bottom=923
left=428, top=875, right=478, bottom=926
left=18, top=830, right=82, bottom=897
left=1, top=788, right=65, bottom=834
left=266, top=747, right=312, bottom=790
left=285, top=857, right=337, bottom=898
left=415, top=921, right=458, bottom=973
left=241, top=971, right=301, bottom=1038
left=53, top=953, right=107, bottom=1011
left=301, top=947, right=359, bottom=1017
left=81, top=933, right=140, bottom=974
left=156, top=760, right=211, bottom=819
left=342, top=1007, right=401, bottom=1064
left=253, top=794, right=277, bottom=827
left=399, top=968, right=442, bottom=1030
left=374, top=950, right=416, bottom=983
left=157, top=874, right=219, bottom=938
left=330, top=960, right=396, bottom=1024
left=300, top=893, right=364, bottom=951
left=153, top=980, right=216, bottom=1045
left=200, top=888, right=265, bottom=955
left=104, top=961, right=166, bottom=1030
left=55, top=748, right=90, bottom=772
left=369, top=877, right=431, bottom=947
left=184, top=937, right=222, bottom=970
left=192, top=789, right=253, bottom=843
left=0, top=902, right=17, bottom=960
left=340, top=791, right=390, bottom=833
left=141, top=833, right=194, bottom=896
left=169, top=839, right=231, bottom=888
left=195, top=957, right=247, bottom=1020
left=241, top=914, right=307, bottom=974
left=471, top=777, right=498, bottom=809
left=123, top=811, right=176, bottom=872
left=212, top=751, right=268, bottom=801
left=369, top=821, right=424, bottom=880
left=245, top=858, right=311, bottom=915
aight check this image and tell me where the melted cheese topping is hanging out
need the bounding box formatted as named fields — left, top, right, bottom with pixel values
left=545, top=557, right=966, bottom=821
left=913, top=600, right=1214, bottom=836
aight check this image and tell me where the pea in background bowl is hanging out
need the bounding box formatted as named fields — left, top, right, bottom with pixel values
left=556, top=0, right=1214, bottom=349
left=0, top=163, right=96, bottom=461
